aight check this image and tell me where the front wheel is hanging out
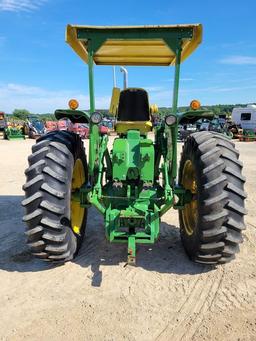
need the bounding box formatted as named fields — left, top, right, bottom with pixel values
left=22, top=130, right=88, bottom=262
left=178, top=131, right=247, bottom=264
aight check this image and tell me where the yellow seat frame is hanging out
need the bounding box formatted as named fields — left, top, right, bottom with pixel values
left=115, top=121, right=153, bottom=134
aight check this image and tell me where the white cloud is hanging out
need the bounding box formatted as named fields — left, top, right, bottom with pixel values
left=0, top=83, right=111, bottom=113
left=1, top=82, right=255, bottom=113
left=220, top=55, right=256, bottom=65
left=147, top=84, right=256, bottom=107
left=0, top=0, right=47, bottom=12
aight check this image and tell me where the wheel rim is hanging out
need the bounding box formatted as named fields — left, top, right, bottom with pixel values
left=181, top=159, right=198, bottom=236
left=71, top=158, right=85, bottom=235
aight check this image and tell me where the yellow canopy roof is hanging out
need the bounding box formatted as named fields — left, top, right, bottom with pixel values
left=66, top=24, right=202, bottom=66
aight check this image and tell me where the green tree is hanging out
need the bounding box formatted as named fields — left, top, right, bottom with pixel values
left=39, top=113, right=56, bottom=121
left=12, top=109, right=31, bottom=121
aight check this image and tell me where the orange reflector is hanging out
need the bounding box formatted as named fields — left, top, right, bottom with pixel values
left=190, top=99, right=201, bottom=110
left=68, top=99, right=79, bottom=110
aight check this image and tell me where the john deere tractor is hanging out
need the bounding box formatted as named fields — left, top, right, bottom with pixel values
left=22, top=24, right=247, bottom=265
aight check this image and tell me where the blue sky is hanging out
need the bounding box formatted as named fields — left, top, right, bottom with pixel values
left=0, top=0, right=256, bottom=113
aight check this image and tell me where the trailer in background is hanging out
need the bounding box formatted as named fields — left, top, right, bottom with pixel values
left=232, top=104, right=256, bottom=130
left=232, top=105, right=256, bottom=141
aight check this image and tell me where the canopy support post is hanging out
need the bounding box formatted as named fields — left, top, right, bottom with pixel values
left=172, top=45, right=182, bottom=115
left=170, top=44, right=182, bottom=181
left=87, top=41, right=100, bottom=181
left=88, top=42, right=95, bottom=113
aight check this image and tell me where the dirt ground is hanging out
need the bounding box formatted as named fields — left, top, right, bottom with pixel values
left=0, top=136, right=255, bottom=341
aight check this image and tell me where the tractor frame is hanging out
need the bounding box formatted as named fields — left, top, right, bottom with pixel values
left=55, top=25, right=212, bottom=263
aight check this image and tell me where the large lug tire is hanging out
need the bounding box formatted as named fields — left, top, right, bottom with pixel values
left=22, top=130, right=88, bottom=262
left=178, top=131, right=247, bottom=265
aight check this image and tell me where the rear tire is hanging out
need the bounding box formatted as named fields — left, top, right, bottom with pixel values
left=22, top=130, right=88, bottom=262
left=178, top=131, right=247, bottom=265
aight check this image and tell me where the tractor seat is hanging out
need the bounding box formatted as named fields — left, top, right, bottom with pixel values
left=115, top=88, right=152, bottom=134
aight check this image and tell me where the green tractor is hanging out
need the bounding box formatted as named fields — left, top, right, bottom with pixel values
left=4, top=121, right=25, bottom=140
left=22, top=24, right=247, bottom=265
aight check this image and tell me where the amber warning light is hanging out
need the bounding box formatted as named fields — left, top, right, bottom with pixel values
left=68, top=99, right=79, bottom=110
left=190, top=99, right=201, bottom=110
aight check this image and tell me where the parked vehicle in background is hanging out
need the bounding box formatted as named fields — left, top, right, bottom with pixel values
left=57, top=120, right=69, bottom=131
left=69, top=123, right=89, bottom=139
left=28, top=120, right=46, bottom=139
left=45, top=121, right=58, bottom=132
left=199, top=118, right=233, bottom=138
left=26, top=116, right=46, bottom=139
left=178, top=124, right=197, bottom=141
left=99, top=123, right=109, bottom=135
left=0, top=112, right=6, bottom=132
left=218, top=113, right=227, bottom=125
left=4, top=121, right=25, bottom=140
left=69, top=122, right=108, bottom=138
left=102, top=118, right=113, bottom=129
left=232, top=105, right=256, bottom=140
left=199, top=118, right=223, bottom=133
left=232, top=104, right=256, bottom=131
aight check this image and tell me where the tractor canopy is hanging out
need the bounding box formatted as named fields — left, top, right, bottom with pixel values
left=57, top=24, right=208, bottom=131
left=66, top=24, right=202, bottom=66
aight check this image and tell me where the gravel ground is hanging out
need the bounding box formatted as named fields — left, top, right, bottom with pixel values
left=0, top=137, right=255, bottom=341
